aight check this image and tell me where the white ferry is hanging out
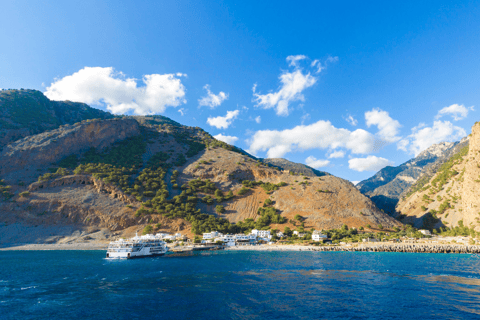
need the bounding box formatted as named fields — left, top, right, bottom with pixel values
left=106, top=233, right=168, bottom=259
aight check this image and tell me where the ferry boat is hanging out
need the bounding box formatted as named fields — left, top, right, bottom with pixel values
left=106, top=233, right=168, bottom=259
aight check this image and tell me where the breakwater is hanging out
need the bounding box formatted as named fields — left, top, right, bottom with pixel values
left=228, top=243, right=480, bottom=254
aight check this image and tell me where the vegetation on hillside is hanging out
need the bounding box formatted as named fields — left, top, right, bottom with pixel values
left=405, top=145, right=469, bottom=198
left=0, top=179, right=13, bottom=201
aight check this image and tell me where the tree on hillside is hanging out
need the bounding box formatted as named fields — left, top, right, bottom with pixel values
left=215, top=205, right=225, bottom=214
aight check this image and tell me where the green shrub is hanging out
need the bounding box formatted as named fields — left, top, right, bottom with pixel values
left=237, top=187, right=250, bottom=195
left=142, top=225, right=153, bottom=235
left=215, top=205, right=225, bottom=214
left=38, top=167, right=69, bottom=182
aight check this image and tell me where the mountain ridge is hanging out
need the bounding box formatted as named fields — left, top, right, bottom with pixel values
left=0, top=89, right=400, bottom=246
left=357, top=140, right=466, bottom=215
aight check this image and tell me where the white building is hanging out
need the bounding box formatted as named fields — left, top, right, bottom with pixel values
left=293, top=230, right=306, bottom=238
left=276, top=231, right=285, bottom=238
left=217, top=234, right=236, bottom=246
left=251, top=229, right=272, bottom=240
left=234, top=234, right=250, bottom=241
left=419, top=229, right=432, bottom=236
left=154, top=233, right=181, bottom=241
left=203, top=231, right=223, bottom=240
left=312, top=230, right=328, bottom=242
left=163, top=234, right=177, bottom=241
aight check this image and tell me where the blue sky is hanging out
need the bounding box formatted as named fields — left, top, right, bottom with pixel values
left=1, top=0, right=480, bottom=182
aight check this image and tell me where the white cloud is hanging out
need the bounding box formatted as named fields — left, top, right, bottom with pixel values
left=206, top=110, right=239, bottom=129
left=198, top=85, right=228, bottom=109
left=345, top=115, right=358, bottom=126
left=214, top=134, right=238, bottom=145
left=348, top=156, right=394, bottom=172
left=286, top=55, right=307, bottom=68
left=397, top=139, right=409, bottom=152
left=326, top=56, right=339, bottom=63
left=247, top=120, right=375, bottom=158
left=305, top=156, right=330, bottom=168
left=365, top=108, right=402, bottom=143
left=45, top=67, right=186, bottom=115
left=255, top=116, right=261, bottom=124
left=328, top=150, right=345, bottom=158
left=312, top=56, right=339, bottom=73
left=435, top=104, right=474, bottom=121
left=407, top=120, right=466, bottom=156
left=178, top=108, right=185, bottom=116
left=253, top=68, right=316, bottom=116
left=301, top=113, right=311, bottom=124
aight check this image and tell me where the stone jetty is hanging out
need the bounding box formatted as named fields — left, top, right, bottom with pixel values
left=228, top=243, right=480, bottom=254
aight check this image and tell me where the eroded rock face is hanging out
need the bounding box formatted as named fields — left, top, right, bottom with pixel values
left=0, top=119, right=140, bottom=182
left=29, top=175, right=136, bottom=205
left=462, top=123, right=480, bottom=230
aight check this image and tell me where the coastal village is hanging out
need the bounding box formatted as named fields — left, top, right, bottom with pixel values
left=123, top=226, right=480, bottom=255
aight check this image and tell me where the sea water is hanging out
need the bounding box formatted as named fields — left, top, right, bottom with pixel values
left=1, top=250, right=480, bottom=319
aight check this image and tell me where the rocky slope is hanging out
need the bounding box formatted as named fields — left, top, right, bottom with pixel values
left=262, top=158, right=329, bottom=177
left=396, top=122, right=480, bottom=231
left=0, top=92, right=401, bottom=246
left=357, top=141, right=463, bottom=215
left=0, top=89, right=113, bottom=150
left=0, top=118, right=141, bottom=182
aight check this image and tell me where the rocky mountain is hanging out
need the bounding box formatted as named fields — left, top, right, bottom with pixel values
left=396, top=122, right=480, bottom=231
left=0, top=89, right=113, bottom=151
left=357, top=141, right=463, bottom=215
left=0, top=90, right=400, bottom=246
left=262, top=158, right=329, bottom=177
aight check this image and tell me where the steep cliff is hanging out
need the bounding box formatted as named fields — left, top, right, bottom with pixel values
left=396, top=122, right=480, bottom=231
left=462, top=122, right=480, bottom=229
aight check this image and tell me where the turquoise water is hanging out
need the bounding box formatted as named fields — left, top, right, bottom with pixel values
left=1, top=250, right=480, bottom=319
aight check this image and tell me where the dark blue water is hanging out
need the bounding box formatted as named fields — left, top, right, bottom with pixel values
left=1, top=250, right=480, bottom=320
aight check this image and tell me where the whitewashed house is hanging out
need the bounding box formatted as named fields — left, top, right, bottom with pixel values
left=419, top=229, right=432, bottom=236
left=276, top=231, right=285, bottom=238
left=251, top=229, right=272, bottom=241
left=293, top=230, right=307, bottom=238
left=219, top=234, right=236, bottom=247
left=203, top=231, right=223, bottom=240
left=163, top=234, right=177, bottom=241
left=235, top=234, right=256, bottom=245
left=312, top=230, right=328, bottom=242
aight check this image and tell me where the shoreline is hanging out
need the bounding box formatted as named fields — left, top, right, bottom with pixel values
left=0, top=243, right=108, bottom=251
left=227, top=243, right=480, bottom=254
left=2, top=242, right=480, bottom=254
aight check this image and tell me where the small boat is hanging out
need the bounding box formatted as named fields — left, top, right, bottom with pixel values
left=106, top=233, right=168, bottom=259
